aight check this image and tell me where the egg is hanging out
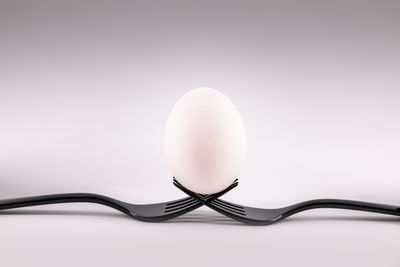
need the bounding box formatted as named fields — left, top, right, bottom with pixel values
left=164, top=87, right=247, bottom=194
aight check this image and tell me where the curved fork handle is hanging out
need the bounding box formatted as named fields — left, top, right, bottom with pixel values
left=0, top=193, right=132, bottom=216
left=284, top=199, right=400, bottom=218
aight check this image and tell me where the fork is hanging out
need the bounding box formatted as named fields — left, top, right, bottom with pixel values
left=173, top=178, right=400, bottom=225
left=0, top=179, right=237, bottom=222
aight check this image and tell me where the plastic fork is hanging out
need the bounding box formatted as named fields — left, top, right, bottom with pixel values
left=173, top=178, right=400, bottom=225
left=0, top=179, right=238, bottom=222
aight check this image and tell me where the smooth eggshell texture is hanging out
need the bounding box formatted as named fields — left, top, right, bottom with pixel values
left=164, top=88, right=247, bottom=194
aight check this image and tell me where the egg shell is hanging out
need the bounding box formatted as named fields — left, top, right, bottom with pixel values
left=164, top=87, right=247, bottom=194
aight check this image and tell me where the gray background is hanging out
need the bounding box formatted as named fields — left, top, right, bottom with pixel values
left=0, top=0, right=399, bottom=266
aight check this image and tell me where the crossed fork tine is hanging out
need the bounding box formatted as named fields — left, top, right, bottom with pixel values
left=173, top=178, right=249, bottom=223
left=163, top=179, right=238, bottom=215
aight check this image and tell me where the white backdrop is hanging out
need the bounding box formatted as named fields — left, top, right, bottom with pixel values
left=0, top=1, right=399, bottom=266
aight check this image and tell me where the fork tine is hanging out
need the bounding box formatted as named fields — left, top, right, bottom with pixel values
left=166, top=198, right=197, bottom=209
left=165, top=199, right=197, bottom=211
left=172, top=177, right=238, bottom=202
left=172, top=179, right=250, bottom=219
left=172, top=178, right=246, bottom=220
left=165, top=201, right=198, bottom=212
left=165, top=200, right=201, bottom=213
left=210, top=203, right=245, bottom=216
left=164, top=178, right=237, bottom=216
left=166, top=197, right=193, bottom=206
left=212, top=198, right=244, bottom=210
left=204, top=181, right=238, bottom=201
left=172, top=181, right=245, bottom=220
left=173, top=180, right=209, bottom=202
left=210, top=199, right=246, bottom=215
left=165, top=179, right=231, bottom=215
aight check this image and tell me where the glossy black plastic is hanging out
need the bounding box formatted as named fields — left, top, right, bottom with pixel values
left=1, top=177, right=399, bottom=225
left=173, top=178, right=400, bottom=225
left=0, top=179, right=238, bottom=222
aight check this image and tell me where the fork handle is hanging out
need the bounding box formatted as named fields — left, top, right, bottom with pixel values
left=0, top=193, right=132, bottom=215
left=285, top=199, right=400, bottom=217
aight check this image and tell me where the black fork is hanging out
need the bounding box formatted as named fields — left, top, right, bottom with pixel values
left=0, top=179, right=238, bottom=222
left=173, top=178, right=400, bottom=225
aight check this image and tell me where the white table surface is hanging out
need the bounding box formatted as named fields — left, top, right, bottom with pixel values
left=1, top=204, right=399, bottom=267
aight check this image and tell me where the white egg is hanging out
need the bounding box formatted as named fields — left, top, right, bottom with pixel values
left=164, top=87, right=247, bottom=194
